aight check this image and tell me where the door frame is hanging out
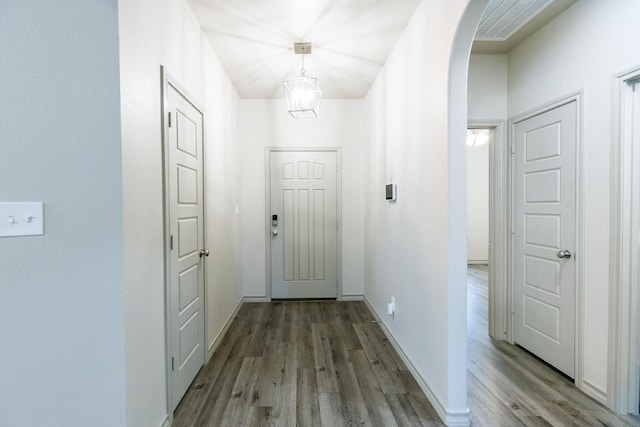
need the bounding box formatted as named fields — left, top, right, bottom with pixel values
left=467, top=120, right=508, bottom=341
left=161, top=67, right=209, bottom=412
left=609, top=65, right=640, bottom=414
left=507, top=92, right=586, bottom=392
left=265, top=147, right=342, bottom=301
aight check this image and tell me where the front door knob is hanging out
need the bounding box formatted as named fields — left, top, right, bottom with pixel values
left=557, top=250, right=572, bottom=259
left=199, top=249, right=210, bottom=257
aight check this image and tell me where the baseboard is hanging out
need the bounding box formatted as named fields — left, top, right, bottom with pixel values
left=467, top=260, right=488, bottom=265
left=242, top=296, right=268, bottom=302
left=363, top=297, right=470, bottom=427
left=160, top=414, right=172, bottom=427
left=340, top=294, right=364, bottom=301
left=207, top=297, right=244, bottom=360
left=581, top=379, right=608, bottom=405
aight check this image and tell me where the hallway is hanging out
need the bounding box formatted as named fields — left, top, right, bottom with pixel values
left=170, top=267, right=640, bottom=426
left=172, top=301, right=441, bottom=426
left=467, top=265, right=640, bottom=426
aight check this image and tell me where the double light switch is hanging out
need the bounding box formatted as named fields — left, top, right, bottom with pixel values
left=0, top=202, right=44, bottom=237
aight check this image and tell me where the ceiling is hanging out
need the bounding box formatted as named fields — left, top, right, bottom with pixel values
left=187, top=0, right=575, bottom=99
left=472, top=0, right=576, bottom=53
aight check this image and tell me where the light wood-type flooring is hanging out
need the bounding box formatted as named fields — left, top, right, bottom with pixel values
left=467, top=264, right=639, bottom=427
left=173, top=265, right=640, bottom=426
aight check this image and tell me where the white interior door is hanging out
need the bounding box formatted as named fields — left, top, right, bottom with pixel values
left=270, top=151, right=338, bottom=299
left=513, top=100, right=577, bottom=378
left=166, top=81, right=206, bottom=409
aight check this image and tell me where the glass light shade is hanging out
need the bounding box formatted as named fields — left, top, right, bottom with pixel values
left=283, top=75, right=321, bottom=119
left=466, top=129, right=490, bottom=149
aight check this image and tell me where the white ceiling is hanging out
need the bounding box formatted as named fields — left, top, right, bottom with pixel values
left=476, top=0, right=553, bottom=41
left=187, top=0, right=574, bottom=99
left=473, top=0, right=576, bottom=53
left=187, top=0, right=422, bottom=99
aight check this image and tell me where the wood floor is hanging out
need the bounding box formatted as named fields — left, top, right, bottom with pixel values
left=172, top=300, right=441, bottom=426
left=467, top=264, right=639, bottom=427
left=173, top=266, right=640, bottom=426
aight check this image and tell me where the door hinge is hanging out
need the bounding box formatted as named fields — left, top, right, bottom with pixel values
left=511, top=225, right=515, bottom=235
left=511, top=142, right=516, bottom=155
left=168, top=112, right=172, bottom=128
left=171, top=356, right=175, bottom=371
left=170, top=235, right=174, bottom=250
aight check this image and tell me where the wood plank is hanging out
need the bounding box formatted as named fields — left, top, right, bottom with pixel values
left=296, top=368, right=321, bottom=427
left=311, top=322, right=339, bottom=393
left=318, top=392, right=345, bottom=426
left=270, top=341, right=297, bottom=426
left=219, top=357, right=261, bottom=425
left=384, top=393, right=424, bottom=427
left=331, top=337, right=371, bottom=425
left=350, top=349, right=399, bottom=426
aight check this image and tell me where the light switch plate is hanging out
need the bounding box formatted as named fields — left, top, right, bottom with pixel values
left=0, top=202, right=45, bottom=237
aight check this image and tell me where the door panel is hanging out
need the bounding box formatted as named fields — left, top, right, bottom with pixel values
left=270, top=151, right=338, bottom=299
left=513, top=101, right=576, bottom=378
left=167, top=82, right=205, bottom=410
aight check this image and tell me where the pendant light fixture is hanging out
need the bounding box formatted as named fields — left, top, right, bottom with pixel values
left=283, top=42, right=321, bottom=119
left=466, top=129, right=490, bottom=151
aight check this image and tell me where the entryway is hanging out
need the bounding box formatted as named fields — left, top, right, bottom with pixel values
left=267, top=149, right=340, bottom=299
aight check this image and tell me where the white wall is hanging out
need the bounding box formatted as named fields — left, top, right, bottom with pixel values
left=118, top=0, right=242, bottom=425
left=364, top=0, right=480, bottom=422
left=507, top=0, right=640, bottom=401
left=0, top=1, right=126, bottom=426
left=237, top=100, right=365, bottom=298
left=466, top=55, right=507, bottom=263
left=468, top=54, right=508, bottom=120
left=467, top=143, right=489, bottom=263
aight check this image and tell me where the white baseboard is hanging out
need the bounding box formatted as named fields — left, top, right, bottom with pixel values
left=207, top=297, right=244, bottom=360
left=467, top=260, right=488, bottom=265
left=242, top=296, right=268, bottom=303
left=160, top=414, right=172, bottom=427
left=340, top=294, right=364, bottom=301
left=581, top=379, right=607, bottom=405
left=363, top=297, right=470, bottom=427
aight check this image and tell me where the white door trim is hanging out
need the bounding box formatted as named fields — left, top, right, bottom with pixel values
left=468, top=120, right=508, bottom=341
left=265, top=147, right=342, bottom=301
left=609, top=65, right=640, bottom=414
left=507, top=92, right=586, bottom=393
left=161, top=67, right=208, bottom=412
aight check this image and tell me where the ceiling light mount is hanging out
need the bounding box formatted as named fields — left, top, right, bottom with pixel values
left=294, top=42, right=312, bottom=55
left=283, top=42, right=321, bottom=119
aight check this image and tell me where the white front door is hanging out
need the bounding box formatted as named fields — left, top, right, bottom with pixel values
left=512, top=100, right=577, bottom=378
left=269, top=151, right=338, bottom=299
left=166, top=81, right=206, bottom=409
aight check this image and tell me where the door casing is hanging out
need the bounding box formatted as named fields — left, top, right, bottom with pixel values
left=468, top=120, right=507, bottom=341
left=161, top=67, right=208, bottom=413
left=265, top=147, right=342, bottom=301
left=609, top=65, right=640, bottom=414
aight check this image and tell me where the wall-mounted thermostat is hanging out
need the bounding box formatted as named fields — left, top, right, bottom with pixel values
left=385, top=184, right=397, bottom=202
